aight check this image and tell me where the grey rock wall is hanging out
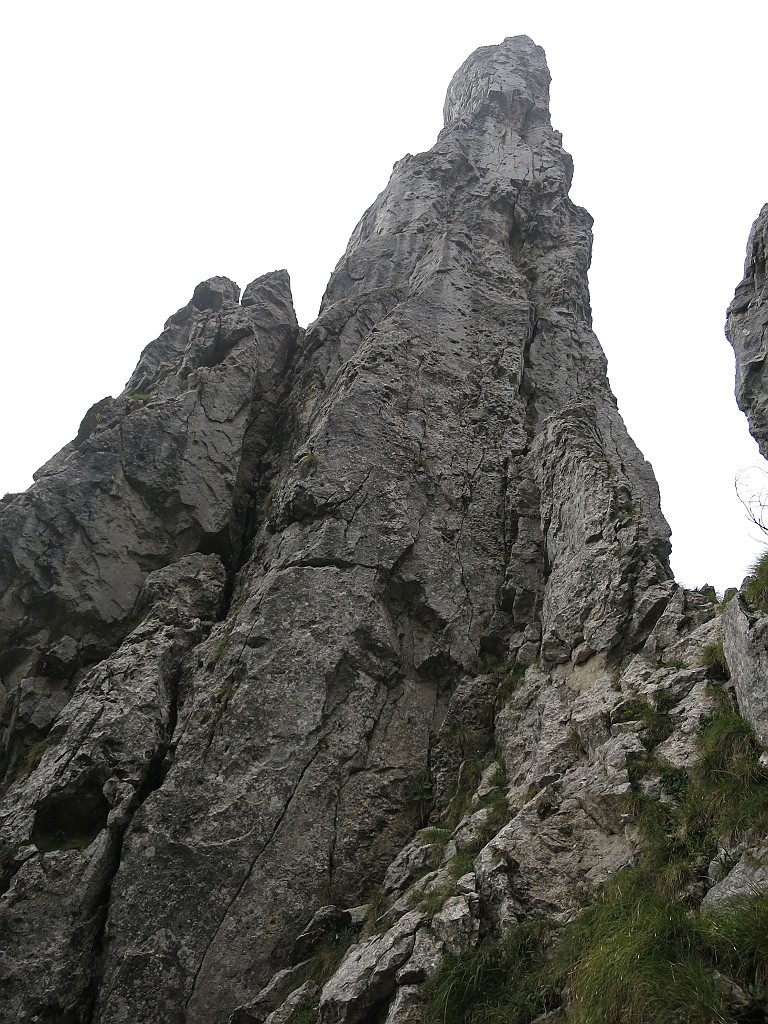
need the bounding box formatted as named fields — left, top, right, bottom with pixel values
left=727, top=203, right=768, bottom=458
left=725, top=204, right=768, bottom=753
left=0, top=271, right=298, bottom=787
left=0, top=35, right=684, bottom=1024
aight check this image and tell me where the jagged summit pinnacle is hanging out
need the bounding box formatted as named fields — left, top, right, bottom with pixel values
left=443, top=35, right=552, bottom=130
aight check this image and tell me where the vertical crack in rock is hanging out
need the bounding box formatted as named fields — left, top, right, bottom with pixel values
left=184, top=742, right=325, bottom=1013
left=0, top=554, right=227, bottom=1021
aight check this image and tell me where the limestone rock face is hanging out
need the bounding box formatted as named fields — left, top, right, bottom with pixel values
left=0, top=36, right=682, bottom=1024
left=0, top=554, right=226, bottom=1020
left=727, top=203, right=768, bottom=457
left=722, top=595, right=768, bottom=746
left=0, top=271, right=298, bottom=785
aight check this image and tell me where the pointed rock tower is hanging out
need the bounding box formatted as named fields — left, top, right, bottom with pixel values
left=0, top=37, right=678, bottom=1023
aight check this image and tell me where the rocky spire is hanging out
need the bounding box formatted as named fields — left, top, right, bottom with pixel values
left=0, top=37, right=678, bottom=1023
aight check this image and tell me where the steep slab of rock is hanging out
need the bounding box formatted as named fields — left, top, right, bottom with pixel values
left=727, top=203, right=768, bottom=457
left=723, top=594, right=768, bottom=746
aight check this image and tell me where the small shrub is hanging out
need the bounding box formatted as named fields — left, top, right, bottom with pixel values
left=657, top=762, right=689, bottom=800
left=405, top=768, right=434, bottom=827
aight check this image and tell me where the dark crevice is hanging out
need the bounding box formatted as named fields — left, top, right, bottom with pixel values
left=31, top=776, right=110, bottom=854
left=82, top=657, right=189, bottom=1023
left=82, top=823, right=135, bottom=1023
left=228, top=327, right=303, bottom=573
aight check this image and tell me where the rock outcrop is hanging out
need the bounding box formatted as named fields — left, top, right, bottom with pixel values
left=725, top=202, right=768, bottom=752
left=0, top=271, right=298, bottom=786
left=727, top=203, right=768, bottom=459
left=1, top=35, right=766, bottom=1024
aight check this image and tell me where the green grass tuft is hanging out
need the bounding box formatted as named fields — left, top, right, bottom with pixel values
left=557, top=870, right=729, bottom=1024
left=298, top=928, right=355, bottom=986
left=626, top=691, right=768, bottom=878
left=745, top=549, right=768, bottom=610
left=494, top=664, right=527, bottom=706
left=19, top=738, right=50, bottom=779
left=441, top=756, right=486, bottom=830
left=404, top=768, right=434, bottom=827
left=419, top=694, right=768, bottom=1024
left=421, top=920, right=557, bottom=1024
left=207, top=630, right=231, bottom=668
left=616, top=696, right=674, bottom=750
left=289, top=1001, right=319, bottom=1024
left=297, top=451, right=318, bottom=476
left=700, top=638, right=729, bottom=679
left=706, top=890, right=768, bottom=996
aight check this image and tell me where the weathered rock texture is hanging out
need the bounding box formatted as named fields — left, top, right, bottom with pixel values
left=727, top=203, right=768, bottom=459
left=0, top=271, right=298, bottom=785
left=725, top=203, right=768, bottom=754
left=2, top=35, right=761, bottom=1024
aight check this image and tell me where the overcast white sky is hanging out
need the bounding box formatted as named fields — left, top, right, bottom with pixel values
left=2, top=1, right=766, bottom=593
